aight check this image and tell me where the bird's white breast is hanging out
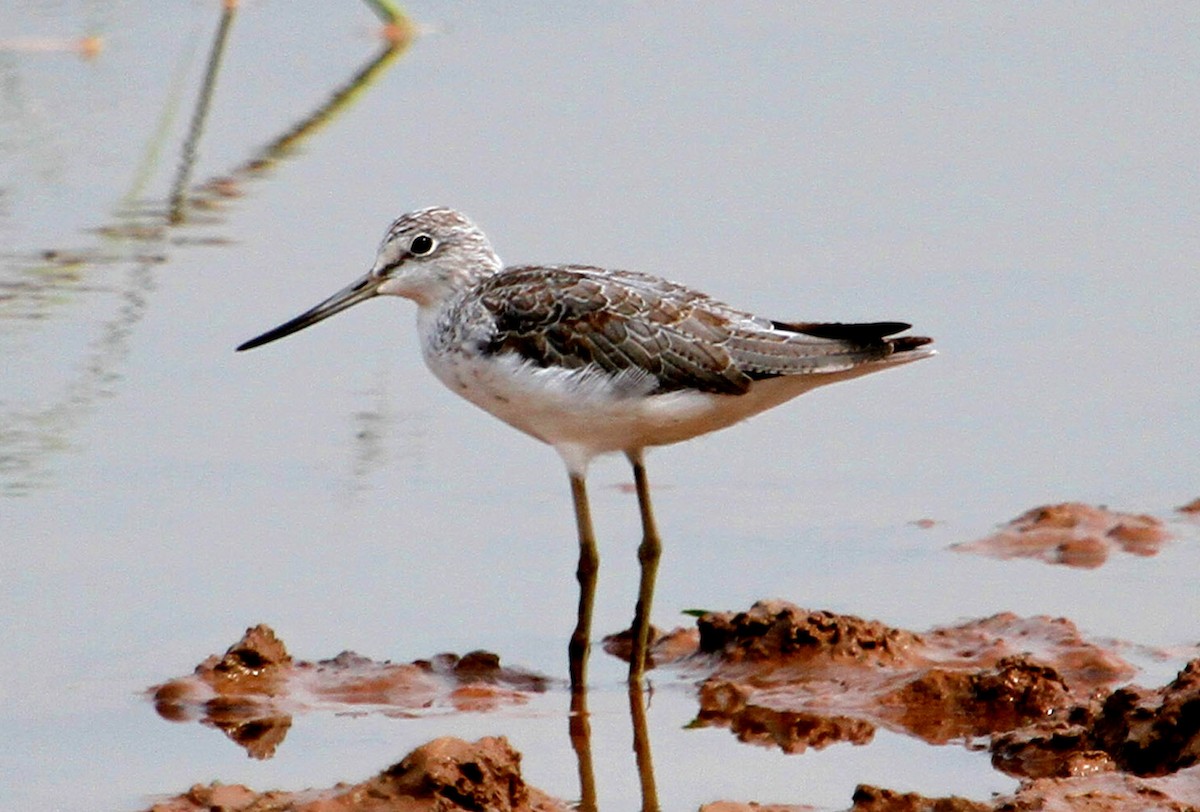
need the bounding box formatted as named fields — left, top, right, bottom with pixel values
left=412, top=299, right=911, bottom=473
left=420, top=344, right=833, bottom=475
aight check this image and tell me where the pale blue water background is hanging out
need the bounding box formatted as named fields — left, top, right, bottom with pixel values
left=2, top=3, right=1198, bottom=810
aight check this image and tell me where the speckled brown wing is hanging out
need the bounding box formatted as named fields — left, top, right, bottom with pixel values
left=472, top=265, right=931, bottom=396
left=477, top=265, right=755, bottom=395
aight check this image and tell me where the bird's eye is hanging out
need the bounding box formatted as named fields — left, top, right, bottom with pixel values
left=409, top=234, right=436, bottom=256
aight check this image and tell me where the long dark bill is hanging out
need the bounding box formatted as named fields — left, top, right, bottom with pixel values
left=236, top=272, right=379, bottom=352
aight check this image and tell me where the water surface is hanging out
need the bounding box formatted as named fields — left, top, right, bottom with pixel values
left=2, top=3, right=1198, bottom=810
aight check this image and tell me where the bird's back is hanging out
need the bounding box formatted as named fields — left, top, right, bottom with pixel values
left=434, top=264, right=932, bottom=394
left=418, top=264, right=932, bottom=463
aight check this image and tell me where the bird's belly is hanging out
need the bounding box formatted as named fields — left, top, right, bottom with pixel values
left=425, top=351, right=824, bottom=463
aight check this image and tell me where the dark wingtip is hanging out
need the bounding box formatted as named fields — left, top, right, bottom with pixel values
left=772, top=320, right=913, bottom=343
left=890, top=335, right=934, bottom=352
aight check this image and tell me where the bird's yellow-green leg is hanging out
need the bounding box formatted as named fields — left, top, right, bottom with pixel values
left=568, top=472, right=599, bottom=692
left=628, top=450, right=662, bottom=685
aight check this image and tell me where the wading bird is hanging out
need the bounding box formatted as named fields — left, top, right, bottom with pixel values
left=238, top=206, right=934, bottom=689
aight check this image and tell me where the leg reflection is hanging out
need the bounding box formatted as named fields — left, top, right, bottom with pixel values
left=628, top=682, right=660, bottom=812
left=569, top=683, right=598, bottom=812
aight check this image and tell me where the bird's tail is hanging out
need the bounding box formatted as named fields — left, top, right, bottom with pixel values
left=886, top=333, right=936, bottom=360
left=771, top=320, right=935, bottom=366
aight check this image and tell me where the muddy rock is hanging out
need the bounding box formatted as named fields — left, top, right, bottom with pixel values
left=849, top=785, right=990, bottom=811
left=602, top=623, right=700, bottom=667
left=1093, top=658, right=1200, bottom=775
left=383, top=736, right=557, bottom=811
left=699, top=802, right=813, bottom=812
left=151, top=625, right=548, bottom=758
left=681, top=603, right=1132, bottom=753
left=145, top=735, right=567, bottom=811
left=991, top=719, right=1119, bottom=780
left=848, top=769, right=1200, bottom=812
left=953, top=502, right=1170, bottom=568
left=880, top=655, right=1074, bottom=742
left=1002, top=766, right=1200, bottom=811
left=696, top=600, right=924, bottom=666
left=919, top=613, right=1133, bottom=692
left=185, top=623, right=291, bottom=694
left=993, top=657, right=1200, bottom=779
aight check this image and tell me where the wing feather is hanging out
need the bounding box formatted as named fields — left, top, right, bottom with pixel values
left=470, top=265, right=930, bottom=395
left=478, top=266, right=751, bottom=394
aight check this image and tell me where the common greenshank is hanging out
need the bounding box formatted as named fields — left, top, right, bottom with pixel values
left=237, top=206, right=934, bottom=689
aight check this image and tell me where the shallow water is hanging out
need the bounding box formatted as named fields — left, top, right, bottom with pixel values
left=2, top=3, right=1198, bottom=810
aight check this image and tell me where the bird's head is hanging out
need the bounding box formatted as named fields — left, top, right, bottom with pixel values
left=237, top=206, right=500, bottom=352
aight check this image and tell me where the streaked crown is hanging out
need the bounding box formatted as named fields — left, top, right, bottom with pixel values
left=372, top=207, right=502, bottom=306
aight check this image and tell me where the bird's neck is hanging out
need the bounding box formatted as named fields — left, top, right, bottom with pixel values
left=399, top=259, right=500, bottom=309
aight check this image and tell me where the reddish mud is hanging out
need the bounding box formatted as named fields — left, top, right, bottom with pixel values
left=1179, top=497, right=1200, bottom=514
left=671, top=602, right=1200, bottom=810
left=847, top=785, right=991, bottom=811
left=677, top=601, right=1131, bottom=751
left=699, top=803, right=812, bottom=812
left=143, top=594, right=1200, bottom=811
left=602, top=623, right=700, bottom=668
left=846, top=768, right=1200, bottom=811
left=952, top=502, right=1171, bottom=568
left=992, top=657, right=1200, bottom=779
left=145, top=736, right=567, bottom=812
left=849, top=772, right=1200, bottom=811
left=151, top=625, right=548, bottom=758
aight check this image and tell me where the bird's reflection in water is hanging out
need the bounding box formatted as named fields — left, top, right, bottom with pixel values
left=568, top=679, right=661, bottom=812
left=569, top=686, right=598, bottom=812
left=628, top=682, right=661, bottom=812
